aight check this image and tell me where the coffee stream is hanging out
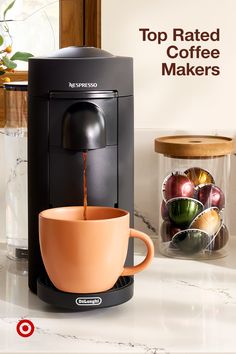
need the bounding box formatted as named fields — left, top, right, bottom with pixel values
left=82, top=151, right=88, bottom=220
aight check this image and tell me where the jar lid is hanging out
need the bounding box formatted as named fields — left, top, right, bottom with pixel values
left=155, top=135, right=235, bottom=158
left=3, top=81, right=28, bottom=91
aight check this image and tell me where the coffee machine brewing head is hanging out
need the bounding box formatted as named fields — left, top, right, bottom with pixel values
left=62, top=101, right=106, bottom=150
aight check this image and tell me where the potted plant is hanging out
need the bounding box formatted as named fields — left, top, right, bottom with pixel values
left=0, top=0, right=33, bottom=81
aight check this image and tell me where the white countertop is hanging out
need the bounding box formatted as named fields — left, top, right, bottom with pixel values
left=0, top=240, right=236, bottom=354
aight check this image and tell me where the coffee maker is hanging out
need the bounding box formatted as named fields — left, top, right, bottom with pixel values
left=28, top=47, right=134, bottom=310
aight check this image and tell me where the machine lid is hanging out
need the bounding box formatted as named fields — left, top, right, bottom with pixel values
left=47, top=46, right=114, bottom=59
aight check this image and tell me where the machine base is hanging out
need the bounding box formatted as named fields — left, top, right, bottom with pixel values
left=37, top=276, right=134, bottom=311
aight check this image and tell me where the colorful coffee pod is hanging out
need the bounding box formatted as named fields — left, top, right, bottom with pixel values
left=196, top=183, right=225, bottom=210
left=160, top=221, right=181, bottom=242
left=167, top=197, right=203, bottom=226
left=162, top=172, right=195, bottom=201
left=161, top=200, right=170, bottom=221
left=184, top=167, right=215, bottom=187
left=207, top=224, right=229, bottom=251
left=190, top=207, right=221, bottom=236
left=172, top=229, right=210, bottom=254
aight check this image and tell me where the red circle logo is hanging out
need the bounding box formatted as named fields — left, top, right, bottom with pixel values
left=16, top=320, right=35, bottom=338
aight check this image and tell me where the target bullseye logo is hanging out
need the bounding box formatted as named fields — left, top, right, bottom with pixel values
left=16, top=320, right=35, bottom=337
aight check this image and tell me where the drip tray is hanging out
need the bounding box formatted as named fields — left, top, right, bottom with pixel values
left=37, top=276, right=134, bottom=311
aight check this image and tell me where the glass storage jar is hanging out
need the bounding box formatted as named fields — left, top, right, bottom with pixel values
left=155, top=135, right=235, bottom=260
left=3, top=81, right=28, bottom=260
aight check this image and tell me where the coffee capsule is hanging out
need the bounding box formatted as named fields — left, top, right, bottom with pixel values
left=172, top=229, right=210, bottom=254
left=161, top=200, right=170, bottom=221
left=162, top=172, right=195, bottom=201
left=195, top=183, right=225, bottom=210
left=184, top=167, right=215, bottom=187
left=190, top=207, right=221, bottom=236
left=160, top=221, right=181, bottom=242
left=207, top=224, right=229, bottom=251
left=167, top=197, right=203, bottom=226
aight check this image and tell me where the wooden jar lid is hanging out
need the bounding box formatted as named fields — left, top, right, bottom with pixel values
left=3, top=81, right=28, bottom=90
left=155, top=135, right=235, bottom=158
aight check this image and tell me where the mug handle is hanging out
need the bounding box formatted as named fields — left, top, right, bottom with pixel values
left=121, top=228, right=154, bottom=276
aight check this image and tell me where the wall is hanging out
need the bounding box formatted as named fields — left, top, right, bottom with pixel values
left=102, top=0, right=236, bottom=130
left=101, top=0, right=236, bottom=236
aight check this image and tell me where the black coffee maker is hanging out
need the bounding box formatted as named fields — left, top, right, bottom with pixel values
left=28, top=47, right=134, bottom=310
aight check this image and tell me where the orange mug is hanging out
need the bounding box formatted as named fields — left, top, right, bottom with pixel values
left=39, top=206, right=154, bottom=293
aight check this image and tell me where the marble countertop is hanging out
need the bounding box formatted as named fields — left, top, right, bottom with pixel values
left=0, top=240, right=236, bottom=354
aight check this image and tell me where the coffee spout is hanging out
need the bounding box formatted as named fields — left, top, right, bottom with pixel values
left=62, top=101, right=106, bottom=150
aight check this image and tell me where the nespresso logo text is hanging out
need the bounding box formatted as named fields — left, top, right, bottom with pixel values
left=139, top=28, right=221, bottom=76
left=75, top=297, right=102, bottom=306
left=68, top=82, right=98, bottom=88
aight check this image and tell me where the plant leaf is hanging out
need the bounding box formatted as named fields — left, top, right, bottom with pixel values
left=2, top=56, right=17, bottom=69
left=3, top=0, right=16, bottom=20
left=10, top=51, right=33, bottom=62
left=0, top=35, right=3, bottom=47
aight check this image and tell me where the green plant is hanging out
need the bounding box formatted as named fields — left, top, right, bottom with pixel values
left=0, top=0, right=33, bottom=81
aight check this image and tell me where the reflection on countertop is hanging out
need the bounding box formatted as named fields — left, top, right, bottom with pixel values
left=0, top=240, right=236, bottom=353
